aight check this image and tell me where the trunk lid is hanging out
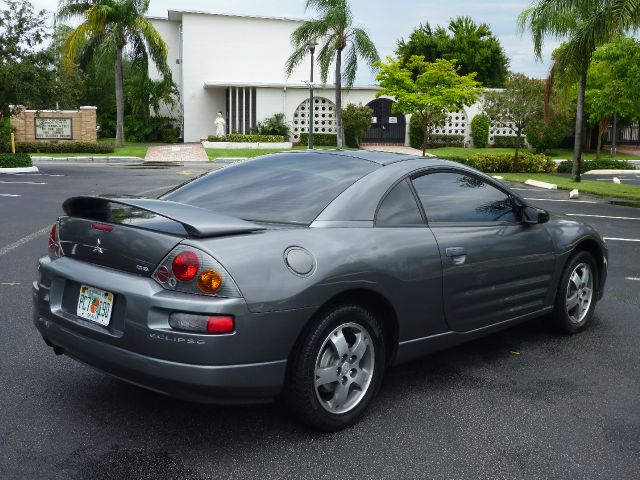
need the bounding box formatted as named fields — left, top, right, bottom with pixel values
left=58, top=196, right=266, bottom=276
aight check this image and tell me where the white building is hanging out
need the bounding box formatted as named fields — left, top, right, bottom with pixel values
left=149, top=9, right=513, bottom=147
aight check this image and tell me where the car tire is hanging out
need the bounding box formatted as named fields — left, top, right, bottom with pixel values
left=550, top=250, right=598, bottom=334
left=285, top=304, right=386, bottom=431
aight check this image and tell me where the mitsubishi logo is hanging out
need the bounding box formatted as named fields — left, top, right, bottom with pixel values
left=92, top=238, right=104, bottom=254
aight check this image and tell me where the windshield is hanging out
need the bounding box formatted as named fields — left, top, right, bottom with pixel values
left=161, top=153, right=379, bottom=225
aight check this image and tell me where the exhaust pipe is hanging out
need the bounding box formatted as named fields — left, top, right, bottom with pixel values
left=43, top=337, right=65, bottom=355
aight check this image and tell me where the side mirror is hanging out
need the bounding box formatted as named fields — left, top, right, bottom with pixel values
left=522, top=206, right=549, bottom=225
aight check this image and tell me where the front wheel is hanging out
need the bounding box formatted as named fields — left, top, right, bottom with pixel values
left=551, top=251, right=598, bottom=333
left=285, top=305, right=385, bottom=431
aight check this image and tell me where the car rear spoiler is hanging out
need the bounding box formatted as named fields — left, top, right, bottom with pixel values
left=62, top=196, right=266, bottom=238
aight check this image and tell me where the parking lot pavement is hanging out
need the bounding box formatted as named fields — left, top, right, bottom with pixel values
left=1, top=166, right=639, bottom=480
left=581, top=172, right=640, bottom=186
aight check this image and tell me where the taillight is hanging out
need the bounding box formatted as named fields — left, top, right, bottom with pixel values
left=47, top=223, right=63, bottom=259
left=153, top=246, right=241, bottom=298
left=172, top=251, right=199, bottom=281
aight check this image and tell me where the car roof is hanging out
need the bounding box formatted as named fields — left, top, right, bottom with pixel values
left=282, top=149, right=450, bottom=166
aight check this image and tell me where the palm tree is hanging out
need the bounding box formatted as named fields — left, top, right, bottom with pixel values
left=285, top=0, right=379, bottom=148
left=58, top=0, right=171, bottom=147
left=519, top=0, right=610, bottom=181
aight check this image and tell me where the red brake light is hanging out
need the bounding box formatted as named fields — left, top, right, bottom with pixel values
left=48, top=223, right=62, bottom=258
left=172, top=251, right=199, bottom=281
left=206, top=316, right=235, bottom=334
left=92, top=223, right=113, bottom=232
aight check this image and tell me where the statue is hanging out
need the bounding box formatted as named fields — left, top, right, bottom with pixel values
left=214, top=112, right=226, bottom=138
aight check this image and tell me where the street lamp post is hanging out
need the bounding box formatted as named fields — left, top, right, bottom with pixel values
left=307, top=41, right=317, bottom=150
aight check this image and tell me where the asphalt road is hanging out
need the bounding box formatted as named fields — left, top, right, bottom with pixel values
left=1, top=163, right=639, bottom=480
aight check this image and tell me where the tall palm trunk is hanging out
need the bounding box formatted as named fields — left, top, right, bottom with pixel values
left=335, top=48, right=343, bottom=149
left=114, top=45, right=125, bottom=148
left=572, top=71, right=586, bottom=182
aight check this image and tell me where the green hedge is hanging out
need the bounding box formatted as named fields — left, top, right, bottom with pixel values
left=16, top=141, right=115, bottom=154
left=207, top=133, right=285, bottom=143
left=557, top=159, right=635, bottom=174
left=0, top=153, right=32, bottom=168
left=492, top=135, right=525, bottom=148
left=298, top=132, right=337, bottom=146
left=0, top=117, right=12, bottom=152
left=468, top=152, right=555, bottom=173
left=124, top=115, right=179, bottom=143
left=471, top=114, right=490, bottom=148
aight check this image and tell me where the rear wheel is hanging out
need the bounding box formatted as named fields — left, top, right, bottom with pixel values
left=551, top=251, right=598, bottom=333
left=285, top=304, right=385, bottom=431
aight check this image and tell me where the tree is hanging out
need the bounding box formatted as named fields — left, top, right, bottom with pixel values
left=285, top=0, right=379, bottom=149
left=586, top=38, right=640, bottom=159
left=396, top=16, right=509, bottom=87
left=470, top=114, right=490, bottom=148
left=483, top=74, right=544, bottom=161
left=376, top=56, right=481, bottom=156
left=0, top=0, right=56, bottom=114
left=59, top=0, right=172, bottom=147
left=519, top=0, right=610, bottom=181
left=342, top=103, right=373, bottom=147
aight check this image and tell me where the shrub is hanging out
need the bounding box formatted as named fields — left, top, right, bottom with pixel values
left=342, top=103, right=373, bottom=148
left=16, top=141, right=115, bottom=154
left=557, top=159, right=634, bottom=174
left=491, top=135, right=525, bottom=148
left=207, top=133, right=286, bottom=143
left=408, top=114, right=423, bottom=149
left=252, top=113, right=290, bottom=137
left=124, top=115, right=179, bottom=143
left=469, top=152, right=555, bottom=173
left=525, top=120, right=566, bottom=153
left=97, top=116, right=116, bottom=139
left=0, top=153, right=32, bottom=168
left=298, top=132, right=337, bottom=146
left=471, top=114, right=490, bottom=148
left=0, top=117, right=12, bottom=152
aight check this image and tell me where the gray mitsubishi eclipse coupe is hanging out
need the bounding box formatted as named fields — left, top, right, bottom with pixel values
left=33, top=150, right=607, bottom=430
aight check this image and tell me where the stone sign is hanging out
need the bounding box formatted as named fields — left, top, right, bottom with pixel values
left=35, top=118, right=73, bottom=139
left=10, top=105, right=97, bottom=143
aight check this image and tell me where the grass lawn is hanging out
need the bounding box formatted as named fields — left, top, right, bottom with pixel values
left=498, top=173, right=640, bottom=200
left=206, top=145, right=353, bottom=160
left=426, top=146, right=640, bottom=161
left=43, top=140, right=153, bottom=158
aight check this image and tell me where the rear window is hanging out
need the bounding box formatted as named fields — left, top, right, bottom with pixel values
left=161, top=153, right=378, bottom=224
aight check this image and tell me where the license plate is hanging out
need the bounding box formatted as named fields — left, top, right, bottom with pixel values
left=77, top=285, right=114, bottom=326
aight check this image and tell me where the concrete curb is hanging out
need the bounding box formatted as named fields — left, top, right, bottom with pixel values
left=0, top=166, right=39, bottom=173
left=525, top=179, right=558, bottom=190
left=584, top=169, right=640, bottom=174
left=32, top=156, right=144, bottom=163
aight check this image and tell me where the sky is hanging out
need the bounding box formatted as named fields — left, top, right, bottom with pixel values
left=30, top=0, right=559, bottom=82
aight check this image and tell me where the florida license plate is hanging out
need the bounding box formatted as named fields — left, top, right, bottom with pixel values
left=77, top=285, right=114, bottom=326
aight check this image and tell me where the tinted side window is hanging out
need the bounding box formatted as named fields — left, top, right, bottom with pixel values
left=376, top=179, right=424, bottom=226
left=412, top=172, right=519, bottom=223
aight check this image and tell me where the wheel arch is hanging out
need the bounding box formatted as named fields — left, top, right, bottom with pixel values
left=572, top=238, right=606, bottom=291
left=289, top=288, right=400, bottom=367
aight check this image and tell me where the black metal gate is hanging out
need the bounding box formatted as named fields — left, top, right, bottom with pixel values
left=361, top=98, right=406, bottom=143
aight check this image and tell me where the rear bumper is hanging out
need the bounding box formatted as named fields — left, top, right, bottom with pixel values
left=32, top=256, right=314, bottom=403
left=35, top=311, right=286, bottom=403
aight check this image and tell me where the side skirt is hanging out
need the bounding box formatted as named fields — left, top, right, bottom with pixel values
left=392, top=307, right=554, bottom=366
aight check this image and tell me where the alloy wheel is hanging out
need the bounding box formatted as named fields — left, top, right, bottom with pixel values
left=565, top=262, right=593, bottom=324
left=314, top=322, right=375, bottom=415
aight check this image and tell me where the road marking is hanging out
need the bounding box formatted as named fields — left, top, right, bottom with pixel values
left=0, top=180, right=46, bottom=185
left=0, top=226, right=50, bottom=257
left=0, top=282, right=20, bottom=286
left=625, top=277, right=640, bottom=281
left=524, top=197, right=597, bottom=203
left=603, top=237, right=640, bottom=242
left=567, top=214, right=640, bottom=221
left=0, top=194, right=20, bottom=197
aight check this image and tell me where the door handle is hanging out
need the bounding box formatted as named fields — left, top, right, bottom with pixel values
left=445, top=247, right=467, bottom=265
left=445, top=247, right=466, bottom=257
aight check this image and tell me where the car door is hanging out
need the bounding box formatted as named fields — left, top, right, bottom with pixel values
left=411, top=169, right=557, bottom=332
